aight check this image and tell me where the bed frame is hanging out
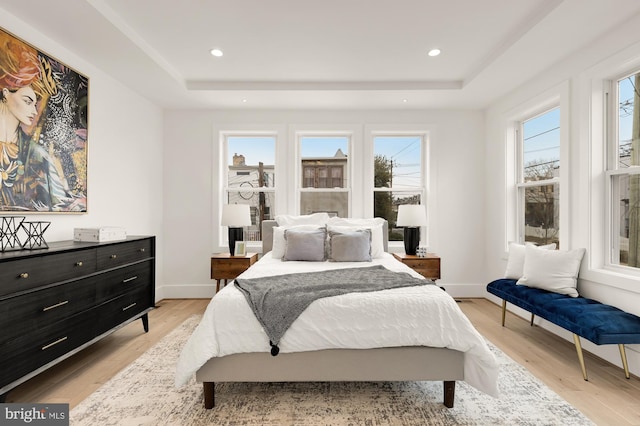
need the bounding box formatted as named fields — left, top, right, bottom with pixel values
left=196, top=220, right=465, bottom=408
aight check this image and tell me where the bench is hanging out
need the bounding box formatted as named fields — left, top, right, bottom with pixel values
left=487, top=278, right=640, bottom=380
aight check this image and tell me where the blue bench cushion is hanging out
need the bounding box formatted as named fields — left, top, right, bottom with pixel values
left=487, top=279, right=640, bottom=345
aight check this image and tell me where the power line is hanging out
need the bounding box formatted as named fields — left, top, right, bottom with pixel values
left=390, top=137, right=420, bottom=159
left=524, top=159, right=559, bottom=169
left=524, top=146, right=559, bottom=154
left=524, top=126, right=560, bottom=141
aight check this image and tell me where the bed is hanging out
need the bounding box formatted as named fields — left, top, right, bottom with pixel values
left=175, top=217, right=498, bottom=409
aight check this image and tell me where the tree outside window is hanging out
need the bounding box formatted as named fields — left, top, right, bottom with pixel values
left=519, top=108, right=560, bottom=247
left=373, top=136, right=424, bottom=242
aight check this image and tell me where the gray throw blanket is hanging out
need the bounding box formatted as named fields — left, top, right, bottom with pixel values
left=234, top=265, right=430, bottom=355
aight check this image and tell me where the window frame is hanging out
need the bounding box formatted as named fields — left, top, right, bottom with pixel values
left=213, top=123, right=432, bottom=254
left=515, top=107, right=561, bottom=247
left=604, top=70, right=640, bottom=273
left=292, top=127, right=358, bottom=218
left=504, top=83, right=568, bottom=252
left=215, top=126, right=285, bottom=252
left=580, top=44, right=640, bottom=291
left=367, top=127, right=430, bottom=250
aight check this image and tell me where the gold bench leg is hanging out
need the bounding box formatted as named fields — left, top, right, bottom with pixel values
left=619, top=344, right=631, bottom=379
left=501, top=300, right=507, bottom=326
left=573, top=334, right=588, bottom=381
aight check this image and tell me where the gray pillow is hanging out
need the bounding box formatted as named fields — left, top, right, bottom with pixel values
left=328, top=229, right=372, bottom=262
left=283, top=228, right=327, bottom=261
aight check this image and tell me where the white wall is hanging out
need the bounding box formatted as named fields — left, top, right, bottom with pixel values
left=161, top=109, right=486, bottom=299
left=484, top=14, right=640, bottom=375
left=0, top=9, right=165, bottom=297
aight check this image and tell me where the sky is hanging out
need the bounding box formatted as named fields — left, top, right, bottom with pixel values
left=521, top=73, right=638, bottom=172
left=522, top=107, right=560, bottom=168
left=618, top=75, right=637, bottom=162
left=227, top=135, right=423, bottom=188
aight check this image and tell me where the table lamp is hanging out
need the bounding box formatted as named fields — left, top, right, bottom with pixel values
left=221, top=204, right=251, bottom=255
left=396, top=204, right=427, bottom=255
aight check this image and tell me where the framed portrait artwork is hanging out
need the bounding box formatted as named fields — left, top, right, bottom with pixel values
left=0, top=27, right=88, bottom=213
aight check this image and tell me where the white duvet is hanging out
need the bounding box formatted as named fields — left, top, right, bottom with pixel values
left=175, top=252, right=499, bottom=397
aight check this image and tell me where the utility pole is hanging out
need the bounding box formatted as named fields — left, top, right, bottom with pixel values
left=258, top=162, right=265, bottom=224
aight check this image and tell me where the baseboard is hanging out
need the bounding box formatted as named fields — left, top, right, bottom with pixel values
left=438, top=283, right=487, bottom=298
left=158, top=284, right=217, bottom=300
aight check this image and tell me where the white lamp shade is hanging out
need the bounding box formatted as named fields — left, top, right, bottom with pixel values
left=396, top=204, right=427, bottom=227
left=221, top=204, right=252, bottom=227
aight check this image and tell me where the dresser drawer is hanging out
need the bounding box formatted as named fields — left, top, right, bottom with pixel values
left=407, top=258, right=440, bottom=279
left=0, top=250, right=97, bottom=297
left=95, top=261, right=152, bottom=304
left=0, top=276, right=98, bottom=345
left=96, top=239, right=153, bottom=270
left=211, top=258, right=255, bottom=280
left=413, top=267, right=441, bottom=280
left=94, top=284, right=153, bottom=336
left=0, top=309, right=97, bottom=386
left=403, top=258, right=439, bottom=269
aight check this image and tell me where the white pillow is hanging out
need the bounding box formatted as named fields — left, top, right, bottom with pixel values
left=275, top=213, right=330, bottom=226
left=272, top=225, right=325, bottom=259
left=517, top=245, right=586, bottom=297
left=504, top=242, right=556, bottom=279
left=326, top=217, right=385, bottom=258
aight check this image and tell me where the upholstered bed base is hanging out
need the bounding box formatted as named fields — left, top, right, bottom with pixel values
left=196, top=346, right=464, bottom=408
left=196, top=220, right=464, bottom=409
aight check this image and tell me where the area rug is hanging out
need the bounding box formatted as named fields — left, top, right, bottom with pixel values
left=70, top=315, right=594, bottom=425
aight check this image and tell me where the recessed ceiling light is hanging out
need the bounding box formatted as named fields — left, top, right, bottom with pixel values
left=402, top=99, right=408, bottom=103
left=428, top=49, right=441, bottom=57
left=210, top=48, right=224, bottom=57
left=242, top=99, right=248, bottom=103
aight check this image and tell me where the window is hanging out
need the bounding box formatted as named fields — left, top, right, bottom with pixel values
left=298, top=135, right=350, bottom=217
left=225, top=135, right=276, bottom=242
left=373, top=135, right=425, bottom=242
left=303, top=165, right=343, bottom=188
left=517, top=108, right=560, bottom=247
left=608, top=70, right=640, bottom=268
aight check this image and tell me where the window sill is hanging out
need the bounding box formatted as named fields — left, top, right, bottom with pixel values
left=581, top=266, right=640, bottom=294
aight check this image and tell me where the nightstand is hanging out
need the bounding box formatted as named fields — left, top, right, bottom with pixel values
left=393, top=252, right=441, bottom=280
left=211, top=252, right=258, bottom=292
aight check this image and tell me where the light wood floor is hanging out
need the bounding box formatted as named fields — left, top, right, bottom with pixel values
left=6, top=298, right=640, bottom=425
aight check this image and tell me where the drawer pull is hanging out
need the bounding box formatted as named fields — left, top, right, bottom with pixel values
left=139, top=248, right=146, bottom=252
left=122, top=276, right=138, bottom=283
left=42, top=300, right=69, bottom=312
left=76, top=261, right=83, bottom=267
left=110, top=254, right=118, bottom=259
left=122, top=303, right=137, bottom=311
left=42, top=336, right=68, bottom=351
left=19, top=272, right=29, bottom=279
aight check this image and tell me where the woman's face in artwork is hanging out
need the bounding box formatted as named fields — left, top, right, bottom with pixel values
left=4, top=86, right=38, bottom=126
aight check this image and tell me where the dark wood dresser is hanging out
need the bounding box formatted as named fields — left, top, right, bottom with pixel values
left=0, top=236, right=155, bottom=400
